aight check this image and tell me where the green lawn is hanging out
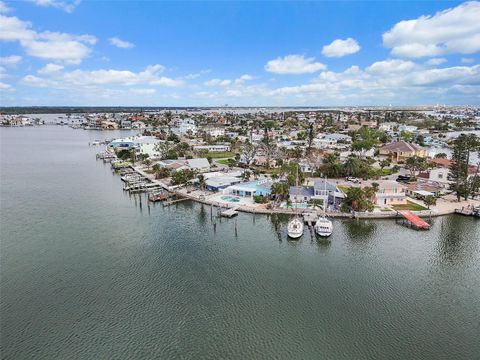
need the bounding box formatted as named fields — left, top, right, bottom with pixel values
left=206, top=151, right=236, bottom=159
left=337, top=185, right=350, bottom=193
left=217, top=159, right=231, bottom=165
left=391, top=200, right=428, bottom=211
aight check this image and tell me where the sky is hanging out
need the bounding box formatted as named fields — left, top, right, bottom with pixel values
left=0, top=0, right=479, bottom=106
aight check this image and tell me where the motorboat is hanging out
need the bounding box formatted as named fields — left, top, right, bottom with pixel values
left=315, top=216, right=333, bottom=237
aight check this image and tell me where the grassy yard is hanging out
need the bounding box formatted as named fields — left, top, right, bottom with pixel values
left=337, top=185, right=350, bottom=193
left=391, top=200, right=428, bottom=211
left=206, top=151, right=236, bottom=159
left=216, top=159, right=231, bottom=165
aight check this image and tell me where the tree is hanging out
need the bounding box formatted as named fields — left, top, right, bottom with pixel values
left=379, top=159, right=391, bottom=171
left=448, top=134, right=479, bottom=201
left=143, top=158, right=152, bottom=170
left=197, top=174, right=206, bottom=192
left=240, top=141, right=257, bottom=166
left=307, top=123, right=315, bottom=153
left=341, top=187, right=374, bottom=212
left=321, top=152, right=342, bottom=178
left=424, top=195, right=436, bottom=209
left=400, top=130, right=413, bottom=142
left=405, top=155, right=427, bottom=176
left=434, top=153, right=448, bottom=159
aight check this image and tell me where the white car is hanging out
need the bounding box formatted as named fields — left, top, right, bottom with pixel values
left=346, top=177, right=360, bottom=183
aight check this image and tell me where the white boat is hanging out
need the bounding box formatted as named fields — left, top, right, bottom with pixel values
left=314, top=176, right=333, bottom=237
left=287, top=167, right=304, bottom=239
left=315, top=216, right=333, bottom=237
left=288, top=218, right=304, bottom=239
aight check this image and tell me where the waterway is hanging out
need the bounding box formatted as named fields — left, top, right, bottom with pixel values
left=1, top=126, right=479, bottom=359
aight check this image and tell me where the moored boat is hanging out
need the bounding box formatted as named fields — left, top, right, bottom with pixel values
left=288, top=218, right=304, bottom=239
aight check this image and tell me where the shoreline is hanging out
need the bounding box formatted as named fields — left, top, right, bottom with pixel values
left=131, top=165, right=480, bottom=220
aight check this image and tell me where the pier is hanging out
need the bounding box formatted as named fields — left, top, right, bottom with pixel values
left=396, top=210, right=431, bottom=230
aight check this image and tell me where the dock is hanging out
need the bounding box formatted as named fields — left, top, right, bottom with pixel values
left=454, top=205, right=480, bottom=217
left=302, top=212, right=318, bottom=226
left=221, top=207, right=239, bottom=218
left=397, top=210, right=431, bottom=230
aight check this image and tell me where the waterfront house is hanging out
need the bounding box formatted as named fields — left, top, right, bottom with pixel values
left=379, top=141, right=427, bottom=162
left=371, top=181, right=407, bottom=206
left=289, top=186, right=315, bottom=203
left=311, top=179, right=345, bottom=207
left=223, top=179, right=272, bottom=198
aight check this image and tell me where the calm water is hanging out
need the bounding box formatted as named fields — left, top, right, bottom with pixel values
left=1, top=126, right=479, bottom=359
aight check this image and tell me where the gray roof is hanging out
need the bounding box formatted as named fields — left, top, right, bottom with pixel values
left=313, top=179, right=339, bottom=192
left=187, top=158, right=210, bottom=169
left=289, top=186, right=314, bottom=197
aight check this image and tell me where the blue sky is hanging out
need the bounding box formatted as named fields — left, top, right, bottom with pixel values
left=0, top=0, right=479, bottom=106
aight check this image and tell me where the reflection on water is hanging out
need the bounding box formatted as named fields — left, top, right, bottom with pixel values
left=436, top=216, right=479, bottom=266
left=343, top=218, right=378, bottom=243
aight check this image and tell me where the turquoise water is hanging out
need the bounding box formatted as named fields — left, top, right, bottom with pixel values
left=1, top=126, right=480, bottom=359
left=221, top=195, right=241, bottom=203
left=281, top=202, right=310, bottom=209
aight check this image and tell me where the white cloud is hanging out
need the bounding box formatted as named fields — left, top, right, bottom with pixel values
left=0, top=81, right=13, bottom=90
left=268, top=61, right=480, bottom=104
left=426, top=57, right=447, bottom=65
left=265, top=55, right=326, bottom=74
left=461, top=57, right=475, bottom=63
left=38, top=63, right=64, bottom=75
left=0, top=1, right=11, bottom=13
left=0, top=55, right=22, bottom=66
left=0, top=14, right=96, bottom=64
left=366, top=59, right=416, bottom=74
left=204, top=78, right=232, bottom=87
left=322, top=38, right=360, bottom=57
left=383, top=1, right=480, bottom=58
left=31, top=0, right=81, bottom=13
left=131, top=88, right=156, bottom=95
left=23, top=64, right=184, bottom=88
left=109, top=37, right=134, bottom=49
left=235, top=74, right=253, bottom=84
left=182, top=69, right=211, bottom=80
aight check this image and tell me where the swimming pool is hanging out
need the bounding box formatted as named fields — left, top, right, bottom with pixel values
left=221, top=195, right=241, bottom=203
left=281, top=202, right=309, bottom=209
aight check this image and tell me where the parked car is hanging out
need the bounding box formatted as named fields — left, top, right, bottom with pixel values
left=396, top=175, right=411, bottom=183
left=346, top=176, right=360, bottom=183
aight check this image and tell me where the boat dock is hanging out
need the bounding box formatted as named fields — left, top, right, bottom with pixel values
left=221, top=207, right=239, bottom=218
left=302, top=212, right=318, bottom=226
left=397, top=210, right=431, bottom=230
left=454, top=205, right=480, bottom=217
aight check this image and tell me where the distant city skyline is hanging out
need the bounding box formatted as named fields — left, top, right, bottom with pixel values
left=0, top=0, right=479, bottom=106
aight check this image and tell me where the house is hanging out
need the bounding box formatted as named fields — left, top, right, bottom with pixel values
left=405, top=181, right=444, bottom=198
left=205, top=176, right=243, bottom=192
left=312, top=179, right=345, bottom=207
left=289, top=186, right=315, bottom=203
left=121, top=120, right=132, bottom=129
left=186, top=158, right=210, bottom=172
left=101, top=121, right=119, bottom=130
left=371, top=181, right=407, bottom=206
left=223, top=179, right=272, bottom=198
left=109, top=138, right=137, bottom=150
left=379, top=141, right=427, bottom=162
left=422, top=158, right=479, bottom=184
left=193, top=144, right=231, bottom=152
left=206, top=127, right=225, bottom=138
